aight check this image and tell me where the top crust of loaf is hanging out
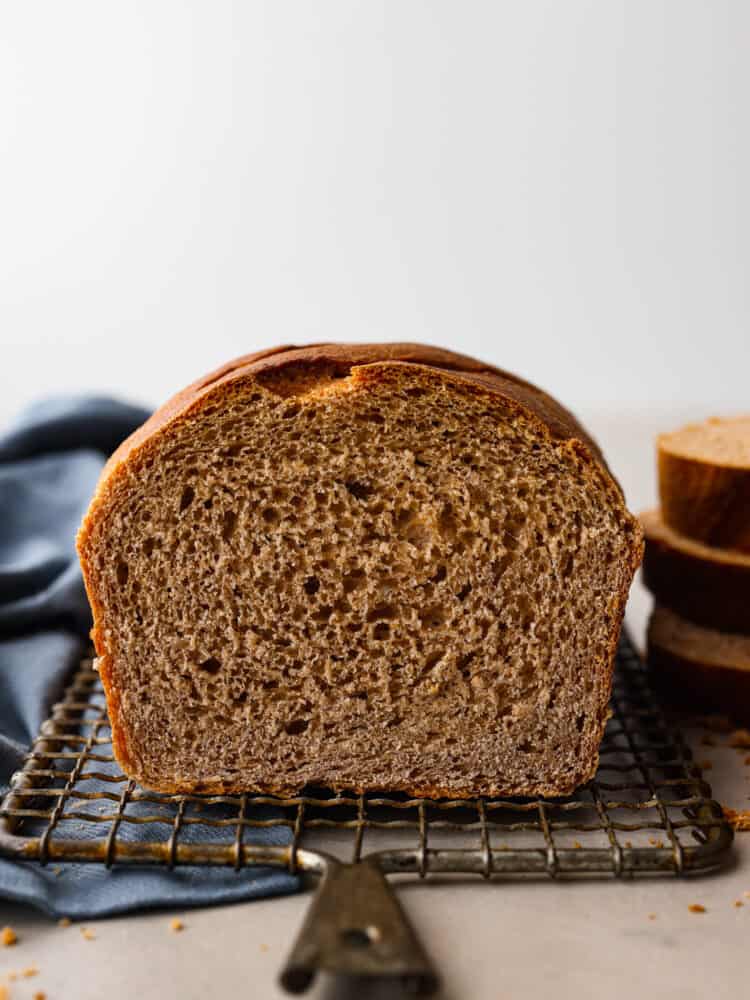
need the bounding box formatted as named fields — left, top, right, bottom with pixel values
left=658, top=415, right=750, bottom=468
left=90, top=342, right=620, bottom=508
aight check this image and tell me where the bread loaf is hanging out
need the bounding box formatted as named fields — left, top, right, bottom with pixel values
left=641, top=509, right=750, bottom=634
left=648, top=605, right=750, bottom=722
left=658, top=416, right=750, bottom=553
left=77, top=344, right=643, bottom=797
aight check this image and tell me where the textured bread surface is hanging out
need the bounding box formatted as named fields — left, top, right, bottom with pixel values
left=658, top=415, right=750, bottom=553
left=641, top=509, right=750, bottom=635
left=77, top=343, right=642, bottom=797
left=648, top=606, right=750, bottom=723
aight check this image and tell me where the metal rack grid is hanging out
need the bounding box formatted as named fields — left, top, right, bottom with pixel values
left=0, top=633, right=732, bottom=878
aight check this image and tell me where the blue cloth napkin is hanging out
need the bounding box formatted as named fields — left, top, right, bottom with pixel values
left=0, top=397, right=300, bottom=917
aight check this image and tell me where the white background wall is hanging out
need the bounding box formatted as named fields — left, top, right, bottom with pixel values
left=1, top=1, right=748, bottom=431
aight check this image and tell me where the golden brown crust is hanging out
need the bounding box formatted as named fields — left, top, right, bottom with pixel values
left=78, top=343, right=642, bottom=796
left=659, top=448, right=750, bottom=553
left=641, top=509, right=750, bottom=635
left=97, top=343, right=613, bottom=490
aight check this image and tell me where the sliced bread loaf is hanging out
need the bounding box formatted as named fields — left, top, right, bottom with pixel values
left=641, top=508, right=750, bottom=634
left=77, top=344, right=643, bottom=797
left=658, top=415, right=750, bottom=553
left=648, top=605, right=750, bottom=722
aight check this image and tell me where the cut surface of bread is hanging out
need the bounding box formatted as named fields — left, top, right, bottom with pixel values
left=658, top=415, right=750, bottom=552
left=77, top=344, right=642, bottom=798
left=648, top=605, right=750, bottom=722
left=640, top=509, right=750, bottom=635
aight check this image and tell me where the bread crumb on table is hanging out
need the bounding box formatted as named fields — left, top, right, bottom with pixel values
left=734, top=900, right=744, bottom=908
left=6, top=972, right=16, bottom=982
left=169, top=918, right=184, bottom=933
left=688, top=904, right=706, bottom=914
left=723, top=807, right=750, bottom=832
left=22, top=965, right=39, bottom=978
left=80, top=927, right=96, bottom=941
left=648, top=913, right=657, bottom=921
left=572, top=840, right=582, bottom=849
left=58, top=917, right=71, bottom=928
left=1, top=926, right=18, bottom=946
left=728, top=729, right=750, bottom=749
left=0, top=985, right=8, bottom=1000
left=33, top=992, right=47, bottom=1000
left=260, top=943, right=269, bottom=953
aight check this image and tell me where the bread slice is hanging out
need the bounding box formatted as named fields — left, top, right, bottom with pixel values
left=641, top=508, right=750, bottom=634
left=648, top=605, right=750, bottom=722
left=77, top=343, right=643, bottom=797
left=658, top=415, right=750, bottom=553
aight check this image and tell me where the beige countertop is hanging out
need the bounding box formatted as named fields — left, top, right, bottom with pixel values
left=0, top=409, right=746, bottom=1000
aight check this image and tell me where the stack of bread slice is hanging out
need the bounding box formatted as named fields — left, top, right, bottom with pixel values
left=641, top=416, right=750, bottom=720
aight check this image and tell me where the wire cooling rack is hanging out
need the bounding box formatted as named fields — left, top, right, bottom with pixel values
left=0, top=632, right=734, bottom=995
left=0, top=632, right=731, bottom=876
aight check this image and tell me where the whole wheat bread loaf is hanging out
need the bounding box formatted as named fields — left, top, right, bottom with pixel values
left=658, top=415, right=750, bottom=553
left=77, top=344, right=643, bottom=797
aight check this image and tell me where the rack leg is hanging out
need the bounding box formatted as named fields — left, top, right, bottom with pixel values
left=279, top=859, right=439, bottom=996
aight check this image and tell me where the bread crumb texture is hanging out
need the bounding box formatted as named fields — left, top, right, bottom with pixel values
left=78, top=353, right=640, bottom=798
left=1, top=927, right=17, bottom=947
left=688, top=904, right=706, bottom=914
left=723, top=807, right=750, bottom=831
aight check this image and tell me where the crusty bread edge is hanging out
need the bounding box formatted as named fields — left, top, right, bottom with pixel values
left=658, top=446, right=750, bottom=553
left=641, top=509, right=750, bottom=635
left=648, top=636, right=750, bottom=725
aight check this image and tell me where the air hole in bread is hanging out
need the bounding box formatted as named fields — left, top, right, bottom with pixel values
left=262, top=506, right=279, bottom=525
left=285, top=718, right=309, bottom=736
left=179, top=486, right=195, bottom=512
left=198, top=657, right=222, bottom=675
left=345, top=480, right=373, bottom=501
